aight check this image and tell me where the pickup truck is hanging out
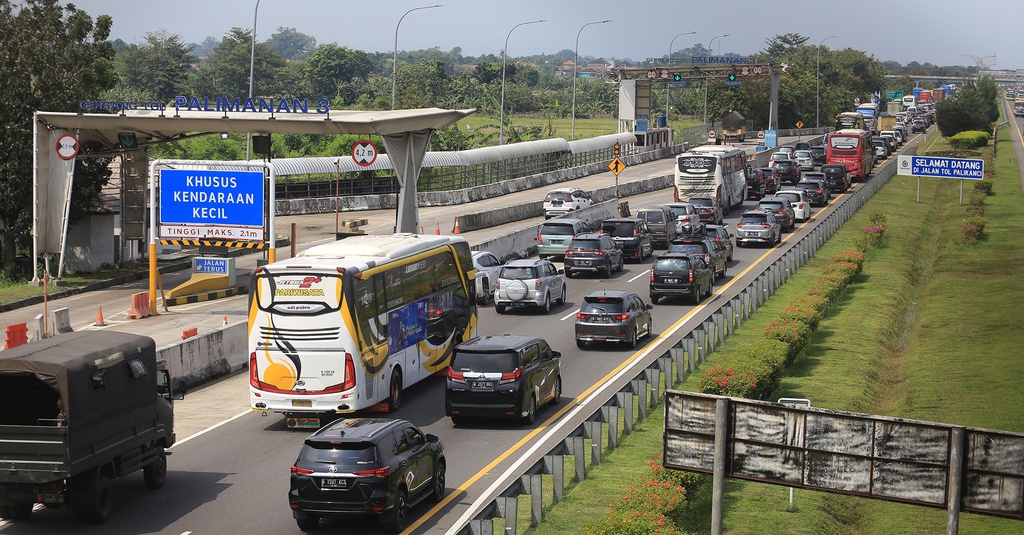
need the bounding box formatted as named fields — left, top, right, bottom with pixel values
left=0, top=331, right=185, bottom=524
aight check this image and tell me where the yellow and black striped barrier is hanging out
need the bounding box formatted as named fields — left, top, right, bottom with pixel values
left=160, top=239, right=267, bottom=249
left=164, top=285, right=249, bottom=307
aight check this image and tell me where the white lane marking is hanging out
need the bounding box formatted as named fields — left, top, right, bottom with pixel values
left=628, top=270, right=649, bottom=283
left=559, top=309, right=579, bottom=321
left=170, top=409, right=252, bottom=449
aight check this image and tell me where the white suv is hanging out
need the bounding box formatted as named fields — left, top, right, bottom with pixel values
left=494, top=259, right=567, bottom=314
left=543, top=188, right=593, bottom=219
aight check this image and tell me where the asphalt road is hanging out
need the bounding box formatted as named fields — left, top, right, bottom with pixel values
left=0, top=132, right=919, bottom=535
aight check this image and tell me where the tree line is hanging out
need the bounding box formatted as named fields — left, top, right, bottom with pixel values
left=0, top=0, right=999, bottom=272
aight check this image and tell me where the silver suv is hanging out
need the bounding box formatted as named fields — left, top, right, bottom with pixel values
left=494, top=259, right=567, bottom=314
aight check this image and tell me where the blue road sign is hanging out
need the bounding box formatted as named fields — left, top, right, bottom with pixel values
left=194, top=258, right=229, bottom=274
left=724, top=81, right=742, bottom=86
left=160, top=169, right=265, bottom=226
left=897, top=156, right=985, bottom=180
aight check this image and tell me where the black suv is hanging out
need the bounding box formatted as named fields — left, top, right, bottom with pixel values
left=575, top=290, right=653, bottom=348
left=649, top=253, right=714, bottom=304
left=797, top=175, right=831, bottom=206
left=289, top=418, right=445, bottom=533
left=445, top=335, right=561, bottom=425
left=564, top=233, right=624, bottom=278
left=771, top=159, right=800, bottom=185
left=808, top=146, right=827, bottom=165
left=820, top=164, right=851, bottom=192
left=668, top=235, right=728, bottom=279
left=600, top=218, right=653, bottom=262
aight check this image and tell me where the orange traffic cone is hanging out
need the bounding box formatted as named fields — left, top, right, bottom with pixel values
left=94, top=305, right=106, bottom=327
left=434, top=222, right=440, bottom=235
left=452, top=217, right=462, bottom=234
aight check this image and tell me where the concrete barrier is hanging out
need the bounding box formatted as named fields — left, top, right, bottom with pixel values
left=52, top=307, right=73, bottom=334
left=158, top=323, right=248, bottom=391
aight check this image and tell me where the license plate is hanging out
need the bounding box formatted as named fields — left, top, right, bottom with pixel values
left=747, top=232, right=759, bottom=237
left=663, top=278, right=679, bottom=284
left=291, top=399, right=313, bottom=407
left=552, top=239, right=564, bottom=244
left=287, top=417, right=321, bottom=429
left=320, top=478, right=348, bottom=489
left=579, top=260, right=591, bottom=265
left=472, top=381, right=494, bottom=389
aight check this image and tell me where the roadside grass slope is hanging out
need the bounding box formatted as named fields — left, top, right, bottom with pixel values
left=529, top=125, right=1024, bottom=534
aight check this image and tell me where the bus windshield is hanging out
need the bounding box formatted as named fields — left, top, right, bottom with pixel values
left=829, top=136, right=861, bottom=150
left=677, top=155, right=716, bottom=175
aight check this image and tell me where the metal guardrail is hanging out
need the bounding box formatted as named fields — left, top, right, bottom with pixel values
left=451, top=152, right=904, bottom=534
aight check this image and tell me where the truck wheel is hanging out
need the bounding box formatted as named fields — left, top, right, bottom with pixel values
left=0, top=503, right=33, bottom=521
left=144, top=448, right=167, bottom=489
left=72, top=472, right=113, bottom=524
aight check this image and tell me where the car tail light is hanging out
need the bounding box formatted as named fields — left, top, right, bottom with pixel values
left=650, top=268, right=655, bottom=282
left=535, top=280, right=542, bottom=289
left=761, top=223, right=771, bottom=228
left=614, top=314, right=629, bottom=321
left=291, top=466, right=314, bottom=475
left=499, top=367, right=522, bottom=384
left=353, top=466, right=391, bottom=477
left=446, top=367, right=466, bottom=384
left=594, top=250, right=605, bottom=256
left=689, top=270, right=694, bottom=283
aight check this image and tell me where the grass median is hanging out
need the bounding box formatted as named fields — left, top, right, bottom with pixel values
left=529, top=126, right=1024, bottom=534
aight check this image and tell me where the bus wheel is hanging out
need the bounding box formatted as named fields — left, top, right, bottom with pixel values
left=387, top=370, right=403, bottom=413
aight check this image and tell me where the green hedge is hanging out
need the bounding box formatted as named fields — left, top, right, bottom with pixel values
left=949, top=130, right=990, bottom=149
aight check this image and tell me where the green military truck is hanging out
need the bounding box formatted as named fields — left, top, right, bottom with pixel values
left=0, top=331, right=184, bottom=523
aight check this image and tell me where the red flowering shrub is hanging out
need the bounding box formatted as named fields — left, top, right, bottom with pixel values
left=779, top=294, right=828, bottom=328
left=698, top=364, right=759, bottom=398
left=583, top=454, right=709, bottom=535
left=958, top=215, right=985, bottom=244
left=763, top=318, right=812, bottom=362
left=830, top=250, right=865, bottom=270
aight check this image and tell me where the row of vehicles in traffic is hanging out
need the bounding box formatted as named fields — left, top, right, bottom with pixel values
left=257, top=137, right=874, bottom=531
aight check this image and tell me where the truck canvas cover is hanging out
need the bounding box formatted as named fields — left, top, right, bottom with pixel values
left=0, top=331, right=163, bottom=476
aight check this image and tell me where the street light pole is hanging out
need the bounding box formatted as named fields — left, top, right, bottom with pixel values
left=392, top=4, right=442, bottom=110
left=245, top=0, right=261, bottom=161
left=666, top=31, right=696, bottom=125
left=816, top=34, right=841, bottom=128
left=703, top=34, right=728, bottom=126
left=571, top=19, right=611, bottom=140
left=499, top=19, right=545, bottom=145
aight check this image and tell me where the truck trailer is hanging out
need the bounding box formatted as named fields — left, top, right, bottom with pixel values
left=0, top=331, right=184, bottom=524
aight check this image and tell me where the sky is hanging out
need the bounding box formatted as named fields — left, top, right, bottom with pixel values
left=67, top=0, right=1019, bottom=70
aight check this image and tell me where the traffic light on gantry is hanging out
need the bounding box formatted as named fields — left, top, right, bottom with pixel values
left=728, top=73, right=737, bottom=82
left=673, top=73, right=682, bottom=81
left=613, top=142, right=620, bottom=156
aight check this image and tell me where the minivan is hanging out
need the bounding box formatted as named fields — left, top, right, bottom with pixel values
left=536, top=218, right=593, bottom=259
left=634, top=205, right=678, bottom=248
left=445, top=335, right=562, bottom=425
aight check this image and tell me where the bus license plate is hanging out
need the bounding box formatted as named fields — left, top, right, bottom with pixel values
left=291, top=399, right=313, bottom=407
left=320, top=478, right=348, bottom=489
left=472, top=381, right=494, bottom=389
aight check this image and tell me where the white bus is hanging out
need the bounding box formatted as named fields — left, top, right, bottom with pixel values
left=674, top=145, right=747, bottom=209
left=248, top=234, right=478, bottom=428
